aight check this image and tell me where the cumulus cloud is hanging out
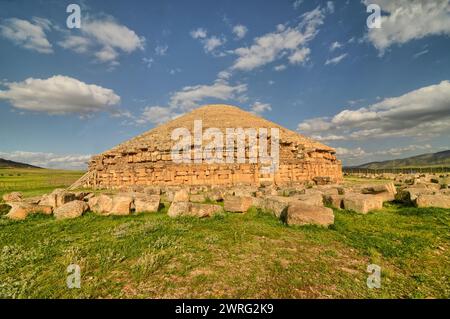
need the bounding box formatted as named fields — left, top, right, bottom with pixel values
left=329, top=41, right=342, bottom=51
left=250, top=102, right=272, bottom=114
left=325, top=53, right=348, bottom=65
left=59, top=16, right=145, bottom=65
left=155, top=44, right=168, bottom=56
left=136, top=106, right=180, bottom=125
left=364, top=0, right=450, bottom=53
left=190, top=28, right=226, bottom=54
left=335, top=147, right=368, bottom=159
left=274, top=64, right=287, bottom=71
left=190, top=28, right=207, bottom=39
left=231, top=6, right=325, bottom=71
left=293, top=0, right=304, bottom=9
left=0, top=75, right=121, bottom=115
left=0, top=151, right=91, bottom=170
left=0, top=17, right=53, bottom=53
left=232, top=24, right=248, bottom=39
left=298, top=80, right=450, bottom=141
left=203, top=36, right=226, bottom=52
left=58, top=35, right=91, bottom=53
left=136, top=78, right=248, bottom=125
left=169, top=79, right=247, bottom=112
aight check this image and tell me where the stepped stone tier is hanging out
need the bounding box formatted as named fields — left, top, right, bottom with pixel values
left=81, top=105, right=342, bottom=189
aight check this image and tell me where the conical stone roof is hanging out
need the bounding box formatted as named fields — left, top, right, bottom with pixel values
left=104, top=104, right=335, bottom=156
left=86, top=104, right=341, bottom=188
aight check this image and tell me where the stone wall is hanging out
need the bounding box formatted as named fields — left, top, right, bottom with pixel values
left=85, top=149, right=342, bottom=189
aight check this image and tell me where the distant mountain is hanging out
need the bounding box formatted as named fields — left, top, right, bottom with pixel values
left=0, top=158, right=41, bottom=169
left=353, top=150, right=450, bottom=169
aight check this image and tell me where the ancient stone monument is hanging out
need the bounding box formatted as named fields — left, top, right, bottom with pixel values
left=77, top=105, right=342, bottom=189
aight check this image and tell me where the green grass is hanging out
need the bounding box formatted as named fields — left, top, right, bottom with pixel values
left=0, top=204, right=448, bottom=299
left=0, top=168, right=84, bottom=198
left=0, top=174, right=449, bottom=299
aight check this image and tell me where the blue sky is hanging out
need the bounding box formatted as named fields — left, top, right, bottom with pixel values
left=0, top=0, right=449, bottom=169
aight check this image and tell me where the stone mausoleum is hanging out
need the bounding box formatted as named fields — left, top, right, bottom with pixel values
left=77, top=105, right=342, bottom=189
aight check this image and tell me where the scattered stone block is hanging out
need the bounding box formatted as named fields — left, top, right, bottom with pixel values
left=134, top=194, right=160, bottom=213
left=415, top=194, right=450, bottom=208
left=343, top=194, right=383, bottom=214
left=283, top=202, right=334, bottom=227
left=88, top=194, right=113, bottom=215
left=6, top=203, right=53, bottom=220
left=224, top=196, right=253, bottom=213
left=54, top=200, right=89, bottom=219
left=167, top=202, right=222, bottom=218
left=322, top=194, right=344, bottom=209
left=173, top=189, right=189, bottom=202
left=2, top=192, right=23, bottom=202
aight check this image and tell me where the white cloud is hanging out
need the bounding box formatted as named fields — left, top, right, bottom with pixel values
left=298, top=80, right=450, bottom=141
left=136, top=106, right=180, bottom=125
left=59, top=17, right=145, bottom=65
left=231, top=6, right=325, bottom=71
left=232, top=24, right=248, bottom=39
left=335, top=147, right=368, bottom=159
left=0, top=151, right=91, bottom=170
left=58, top=35, right=91, bottom=53
left=364, top=0, right=450, bottom=53
left=413, top=49, right=429, bottom=59
left=325, top=53, right=347, bottom=65
left=190, top=28, right=207, bottom=39
left=274, top=64, right=287, bottom=71
left=142, top=57, right=154, bottom=68
left=135, top=78, right=248, bottom=125
left=169, top=79, right=247, bottom=112
left=334, top=144, right=435, bottom=166
left=0, top=17, right=53, bottom=53
left=329, top=41, right=342, bottom=51
left=288, top=47, right=311, bottom=64
left=203, top=36, right=226, bottom=52
left=155, top=44, right=168, bottom=56
left=0, top=75, right=120, bottom=115
left=293, top=0, right=304, bottom=9
left=326, top=1, right=335, bottom=14
left=217, top=70, right=232, bottom=79
left=250, top=102, right=272, bottom=114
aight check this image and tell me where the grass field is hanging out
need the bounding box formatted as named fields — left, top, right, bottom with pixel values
left=0, top=168, right=84, bottom=198
left=0, top=170, right=449, bottom=299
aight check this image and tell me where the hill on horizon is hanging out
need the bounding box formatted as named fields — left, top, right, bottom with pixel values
left=0, top=158, right=41, bottom=169
left=352, top=150, right=450, bottom=169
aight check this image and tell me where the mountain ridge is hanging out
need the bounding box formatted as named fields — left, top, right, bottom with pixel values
left=0, top=158, right=41, bottom=169
left=352, top=150, right=450, bottom=169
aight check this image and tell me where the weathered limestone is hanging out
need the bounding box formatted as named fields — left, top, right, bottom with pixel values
left=415, top=194, right=450, bottom=208
left=343, top=194, right=383, bottom=214
left=295, top=194, right=324, bottom=206
left=323, top=194, right=344, bottom=209
left=2, top=192, right=23, bottom=202
left=173, top=189, right=190, bottom=202
left=224, top=196, right=253, bottom=213
left=6, top=203, right=52, bottom=220
left=189, top=194, right=206, bottom=203
left=396, top=187, right=435, bottom=202
left=167, top=202, right=222, bottom=218
left=134, top=194, right=161, bottom=213
left=88, top=194, right=113, bottom=214
left=258, top=195, right=297, bottom=217
left=283, top=203, right=334, bottom=227
left=77, top=105, right=342, bottom=190
left=39, top=189, right=76, bottom=209
left=54, top=201, right=89, bottom=219
left=110, top=195, right=133, bottom=215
